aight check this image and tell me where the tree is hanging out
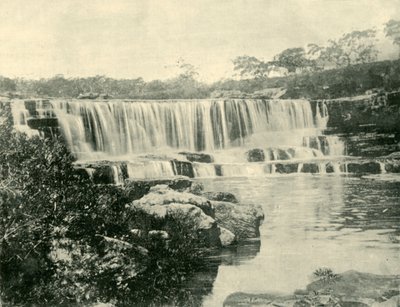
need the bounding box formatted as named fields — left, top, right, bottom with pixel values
left=272, top=47, right=313, bottom=73
left=321, top=29, right=378, bottom=68
left=307, top=44, right=326, bottom=71
left=232, top=55, right=271, bottom=79
left=384, top=19, right=400, bottom=58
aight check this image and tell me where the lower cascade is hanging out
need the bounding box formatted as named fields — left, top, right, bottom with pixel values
left=11, top=98, right=356, bottom=180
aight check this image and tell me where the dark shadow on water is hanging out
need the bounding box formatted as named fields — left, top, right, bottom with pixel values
left=182, top=240, right=261, bottom=306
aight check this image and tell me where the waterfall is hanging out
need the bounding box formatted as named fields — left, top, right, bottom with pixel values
left=11, top=100, right=40, bottom=137
left=12, top=98, right=350, bottom=179
left=50, top=99, right=315, bottom=158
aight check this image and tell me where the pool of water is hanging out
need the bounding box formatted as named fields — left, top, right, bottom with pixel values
left=194, top=174, right=400, bottom=306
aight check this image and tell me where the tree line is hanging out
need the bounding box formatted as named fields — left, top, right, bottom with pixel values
left=0, top=19, right=399, bottom=100
left=232, top=19, right=400, bottom=78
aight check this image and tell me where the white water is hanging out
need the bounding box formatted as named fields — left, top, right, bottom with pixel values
left=13, top=98, right=351, bottom=179
left=50, top=99, right=318, bottom=157
left=11, top=100, right=40, bottom=137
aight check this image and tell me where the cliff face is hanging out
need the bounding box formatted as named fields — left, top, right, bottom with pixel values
left=312, top=91, right=400, bottom=157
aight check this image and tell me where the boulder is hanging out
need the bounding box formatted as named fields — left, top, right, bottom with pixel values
left=212, top=201, right=264, bottom=240
left=202, top=191, right=238, bottom=203
left=124, top=177, right=192, bottom=201
left=275, top=163, right=299, bottom=174
left=133, top=185, right=214, bottom=217
left=219, top=227, right=236, bottom=247
left=178, top=152, right=214, bottom=163
left=130, top=201, right=220, bottom=247
left=246, top=149, right=265, bottom=162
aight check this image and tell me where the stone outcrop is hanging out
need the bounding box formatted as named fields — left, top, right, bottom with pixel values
left=212, top=201, right=264, bottom=240
left=124, top=177, right=192, bottom=201
left=202, top=191, right=239, bottom=204
left=224, top=270, right=400, bottom=307
left=132, top=184, right=214, bottom=217
left=127, top=185, right=264, bottom=247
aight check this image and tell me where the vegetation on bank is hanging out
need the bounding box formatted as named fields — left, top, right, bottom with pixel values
left=0, top=19, right=399, bottom=100
left=0, top=104, right=206, bottom=306
left=0, top=59, right=399, bottom=101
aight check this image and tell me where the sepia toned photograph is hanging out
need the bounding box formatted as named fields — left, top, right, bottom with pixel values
left=0, top=1, right=399, bottom=306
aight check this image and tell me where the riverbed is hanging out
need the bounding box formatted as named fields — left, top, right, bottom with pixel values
left=194, top=174, right=400, bottom=306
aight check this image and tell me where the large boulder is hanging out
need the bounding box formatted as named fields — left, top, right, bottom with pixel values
left=212, top=201, right=264, bottom=240
left=133, top=185, right=214, bottom=217
left=130, top=201, right=221, bottom=247
left=124, top=177, right=192, bottom=201
left=202, top=191, right=238, bottom=203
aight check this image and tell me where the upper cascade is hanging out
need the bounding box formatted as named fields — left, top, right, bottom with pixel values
left=47, top=99, right=326, bottom=159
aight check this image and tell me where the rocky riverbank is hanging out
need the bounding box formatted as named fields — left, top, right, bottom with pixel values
left=224, top=270, right=400, bottom=307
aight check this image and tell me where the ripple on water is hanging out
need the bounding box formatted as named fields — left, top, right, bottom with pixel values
left=195, top=175, right=400, bottom=307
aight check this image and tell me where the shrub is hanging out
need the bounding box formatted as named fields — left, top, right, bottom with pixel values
left=0, top=103, right=203, bottom=306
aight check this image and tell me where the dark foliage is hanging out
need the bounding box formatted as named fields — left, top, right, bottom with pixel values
left=0, top=104, right=204, bottom=306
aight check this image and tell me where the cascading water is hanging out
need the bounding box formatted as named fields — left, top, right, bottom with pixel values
left=50, top=99, right=316, bottom=157
left=14, top=98, right=348, bottom=179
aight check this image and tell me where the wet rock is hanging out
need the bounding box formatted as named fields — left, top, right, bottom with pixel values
left=275, top=163, right=299, bottom=174
left=124, top=177, right=192, bottom=201
left=326, top=162, right=336, bottom=173
left=246, top=148, right=265, bottom=162
left=306, top=270, right=400, bottom=300
left=224, top=292, right=294, bottom=307
left=178, top=152, right=214, bottom=163
left=188, top=182, right=204, bottom=195
left=224, top=271, right=400, bottom=307
left=212, top=201, right=264, bottom=240
left=202, top=191, right=238, bottom=203
left=130, top=201, right=220, bottom=247
left=27, top=118, right=58, bottom=129
left=171, top=160, right=195, bottom=178
left=384, top=162, right=400, bottom=173
left=92, top=165, right=118, bottom=184
left=133, top=185, right=214, bottom=217
left=266, top=148, right=292, bottom=160
left=346, top=162, right=381, bottom=174
left=372, top=295, right=400, bottom=307
left=219, top=227, right=236, bottom=247
left=301, top=163, right=319, bottom=173
left=215, top=164, right=223, bottom=176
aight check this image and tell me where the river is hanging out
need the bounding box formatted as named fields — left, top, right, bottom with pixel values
left=193, top=174, right=400, bottom=306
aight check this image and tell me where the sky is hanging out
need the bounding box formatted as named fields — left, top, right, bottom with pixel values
left=0, top=0, right=399, bottom=82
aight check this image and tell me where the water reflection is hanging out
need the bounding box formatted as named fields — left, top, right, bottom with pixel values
left=194, top=175, right=400, bottom=306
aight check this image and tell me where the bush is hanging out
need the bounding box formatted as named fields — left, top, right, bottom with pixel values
left=0, top=103, right=203, bottom=306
